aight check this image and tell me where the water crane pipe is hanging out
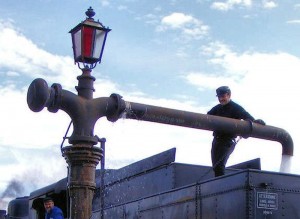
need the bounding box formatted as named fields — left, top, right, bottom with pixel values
left=27, top=84, right=293, bottom=156
left=107, top=94, right=293, bottom=156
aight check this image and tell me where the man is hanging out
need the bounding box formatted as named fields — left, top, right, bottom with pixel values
left=207, top=86, right=265, bottom=177
left=43, top=197, right=64, bottom=219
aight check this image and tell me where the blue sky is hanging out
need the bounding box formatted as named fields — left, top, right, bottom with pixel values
left=1, top=0, right=300, bottom=209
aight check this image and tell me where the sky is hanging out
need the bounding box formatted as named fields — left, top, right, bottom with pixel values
left=1, top=0, right=300, bottom=209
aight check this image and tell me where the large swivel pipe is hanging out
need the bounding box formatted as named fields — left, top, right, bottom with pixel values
left=108, top=94, right=293, bottom=156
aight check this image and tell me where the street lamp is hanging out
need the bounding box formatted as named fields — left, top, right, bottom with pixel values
left=27, top=7, right=114, bottom=219
left=70, top=6, right=111, bottom=70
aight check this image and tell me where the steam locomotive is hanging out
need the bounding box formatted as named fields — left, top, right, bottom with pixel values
left=2, top=146, right=300, bottom=219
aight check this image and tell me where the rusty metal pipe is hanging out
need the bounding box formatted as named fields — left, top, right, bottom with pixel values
left=109, top=98, right=293, bottom=156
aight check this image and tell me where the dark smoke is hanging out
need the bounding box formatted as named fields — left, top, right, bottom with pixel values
left=1, top=179, right=25, bottom=199
left=0, top=179, right=25, bottom=210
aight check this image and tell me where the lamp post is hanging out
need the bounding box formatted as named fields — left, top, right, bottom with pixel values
left=27, top=7, right=111, bottom=219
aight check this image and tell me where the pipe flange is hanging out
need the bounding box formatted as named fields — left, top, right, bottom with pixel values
left=107, top=93, right=126, bottom=122
left=48, top=83, right=62, bottom=113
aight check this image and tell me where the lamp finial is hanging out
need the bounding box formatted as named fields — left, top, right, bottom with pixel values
left=85, top=7, right=95, bottom=19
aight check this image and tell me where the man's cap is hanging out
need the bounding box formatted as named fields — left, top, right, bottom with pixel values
left=216, top=86, right=231, bottom=96
left=43, top=197, right=54, bottom=203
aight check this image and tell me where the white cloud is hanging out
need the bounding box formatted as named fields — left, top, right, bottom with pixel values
left=6, top=71, right=20, bottom=77
left=262, top=0, right=278, bottom=9
left=161, top=13, right=195, bottom=29
left=185, top=72, right=238, bottom=90
left=287, top=20, right=300, bottom=24
left=100, top=0, right=111, bottom=7
left=157, top=12, right=209, bottom=40
left=201, top=41, right=233, bottom=57
left=0, top=21, right=80, bottom=89
left=117, top=5, right=128, bottom=11
left=211, top=0, right=277, bottom=11
left=211, top=0, right=252, bottom=11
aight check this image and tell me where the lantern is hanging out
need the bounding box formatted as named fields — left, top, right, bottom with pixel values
left=70, top=7, right=111, bottom=69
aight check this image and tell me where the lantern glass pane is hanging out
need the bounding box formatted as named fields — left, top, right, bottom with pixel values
left=82, top=26, right=94, bottom=58
left=73, top=29, right=82, bottom=60
left=92, top=29, right=106, bottom=59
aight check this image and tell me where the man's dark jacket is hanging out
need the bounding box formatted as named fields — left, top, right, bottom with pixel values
left=207, top=100, right=254, bottom=138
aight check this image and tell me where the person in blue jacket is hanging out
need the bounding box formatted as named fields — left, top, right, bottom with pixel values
left=208, top=86, right=265, bottom=177
left=43, top=197, right=64, bottom=219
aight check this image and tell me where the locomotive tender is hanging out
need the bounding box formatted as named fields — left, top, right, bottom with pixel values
left=3, top=146, right=300, bottom=219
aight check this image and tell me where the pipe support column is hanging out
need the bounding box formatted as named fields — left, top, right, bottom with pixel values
left=62, top=144, right=102, bottom=219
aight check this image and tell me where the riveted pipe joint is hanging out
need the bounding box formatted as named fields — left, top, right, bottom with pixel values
left=106, top=93, right=126, bottom=122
